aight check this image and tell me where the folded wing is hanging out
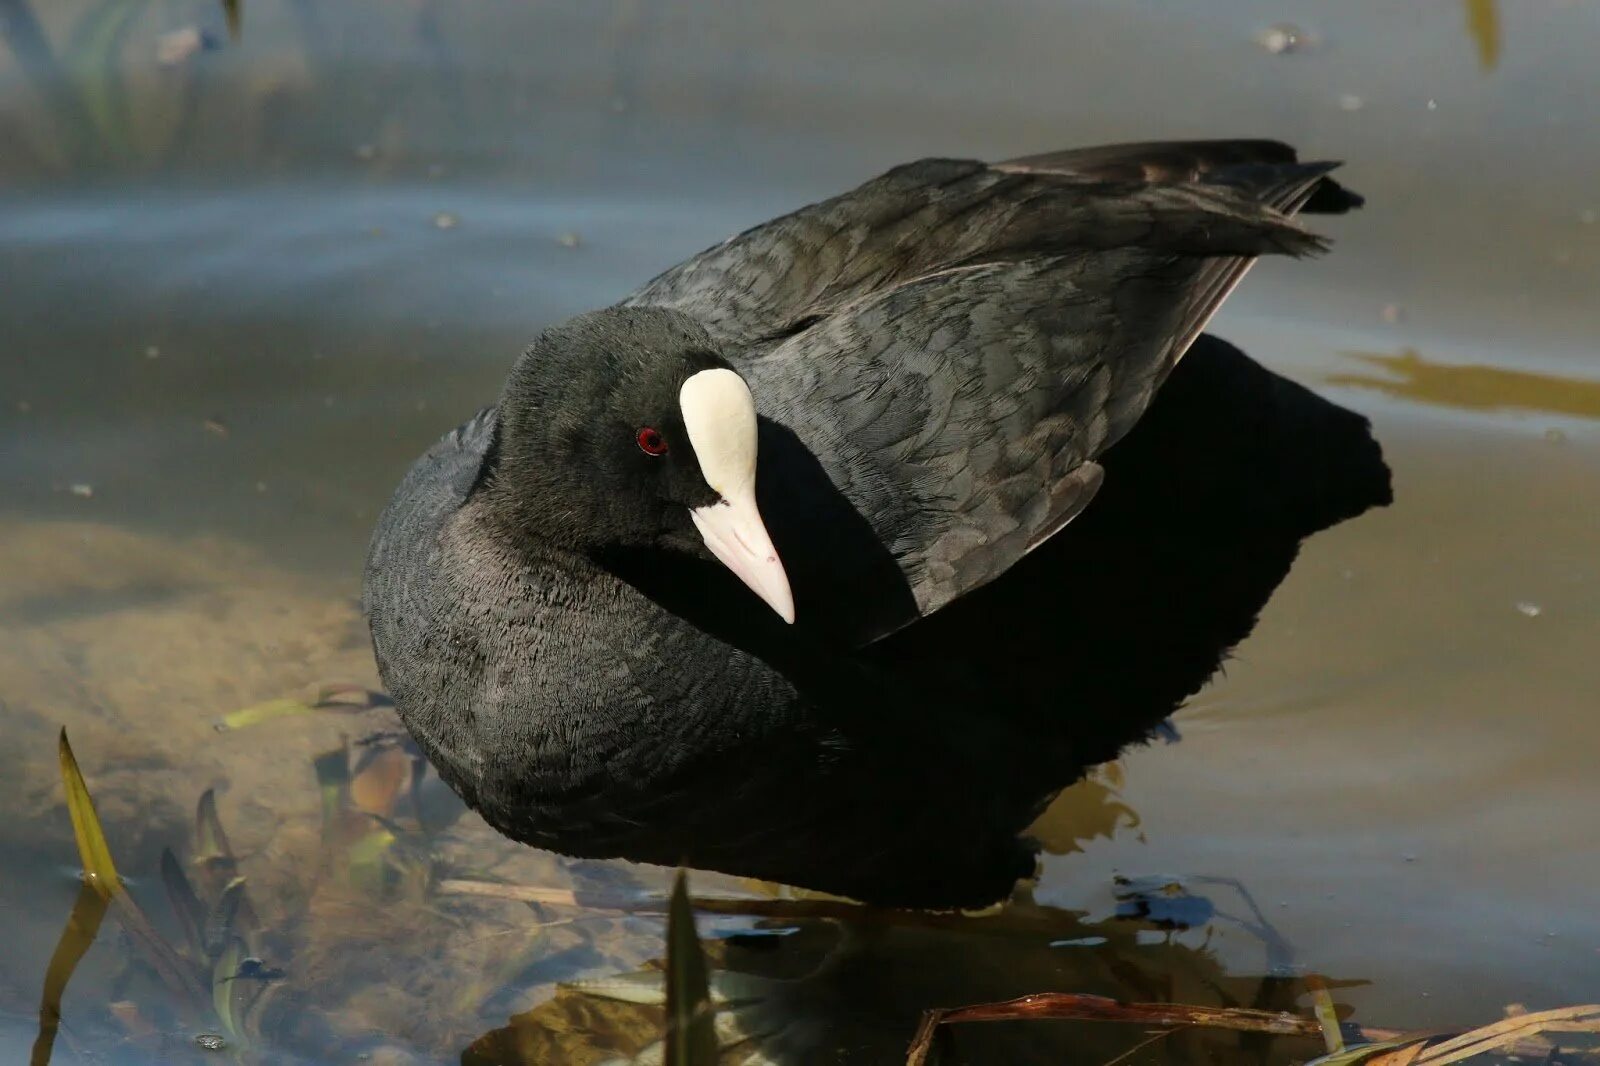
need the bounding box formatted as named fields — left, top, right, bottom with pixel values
left=627, top=142, right=1356, bottom=643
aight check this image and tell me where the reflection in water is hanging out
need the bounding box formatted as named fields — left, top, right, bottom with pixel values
left=462, top=881, right=1341, bottom=1066
left=1026, top=764, right=1143, bottom=857
left=1330, top=349, right=1600, bottom=420
left=1464, top=0, right=1503, bottom=71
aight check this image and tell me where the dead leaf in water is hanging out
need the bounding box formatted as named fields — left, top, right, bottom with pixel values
left=904, top=991, right=1600, bottom=1066
left=349, top=744, right=412, bottom=818
left=1410, top=1003, right=1600, bottom=1063
left=1366, top=1043, right=1428, bottom=1066
left=904, top=993, right=1348, bottom=1066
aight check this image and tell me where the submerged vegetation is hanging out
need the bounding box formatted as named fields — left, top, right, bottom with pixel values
left=36, top=720, right=1600, bottom=1065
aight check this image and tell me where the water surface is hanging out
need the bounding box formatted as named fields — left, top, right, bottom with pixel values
left=3, top=1, right=1598, bottom=1062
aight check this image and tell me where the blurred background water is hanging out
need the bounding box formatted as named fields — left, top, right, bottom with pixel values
left=2, top=1, right=1598, bottom=1063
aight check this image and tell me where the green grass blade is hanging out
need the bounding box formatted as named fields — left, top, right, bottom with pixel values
left=31, top=880, right=111, bottom=1066
left=664, top=869, right=718, bottom=1066
left=57, top=728, right=121, bottom=896
left=215, top=698, right=314, bottom=732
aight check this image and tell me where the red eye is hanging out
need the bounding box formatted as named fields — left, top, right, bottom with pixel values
left=636, top=426, right=668, bottom=456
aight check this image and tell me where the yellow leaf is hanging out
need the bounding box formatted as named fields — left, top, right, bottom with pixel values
left=57, top=728, right=121, bottom=897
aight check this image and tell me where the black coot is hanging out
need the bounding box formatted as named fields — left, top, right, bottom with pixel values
left=363, top=140, right=1390, bottom=908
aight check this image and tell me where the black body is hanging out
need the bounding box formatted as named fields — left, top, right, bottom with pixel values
left=363, top=141, right=1389, bottom=908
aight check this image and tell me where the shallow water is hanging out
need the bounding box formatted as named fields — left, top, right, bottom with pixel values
left=3, top=1, right=1599, bottom=1062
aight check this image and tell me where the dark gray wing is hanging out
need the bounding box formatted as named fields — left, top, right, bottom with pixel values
left=743, top=250, right=1204, bottom=633
left=625, top=143, right=1340, bottom=355
left=629, top=143, right=1351, bottom=643
left=997, top=141, right=1355, bottom=367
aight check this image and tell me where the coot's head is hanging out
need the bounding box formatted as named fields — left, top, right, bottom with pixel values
left=491, top=306, right=793, bottom=622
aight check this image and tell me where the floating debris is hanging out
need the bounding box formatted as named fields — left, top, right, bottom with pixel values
left=195, top=1033, right=227, bottom=1051
left=145, top=345, right=160, bottom=359
left=556, top=231, right=582, bottom=249
left=1545, top=428, right=1568, bottom=445
left=1256, top=23, right=1314, bottom=54
left=1381, top=303, right=1405, bottom=324
left=432, top=212, right=459, bottom=230
left=156, top=26, right=215, bottom=67
left=69, top=483, right=94, bottom=499
left=1338, top=93, right=1365, bottom=112
left=202, top=417, right=229, bottom=438
left=354, top=143, right=378, bottom=161
left=1515, top=602, right=1542, bottom=618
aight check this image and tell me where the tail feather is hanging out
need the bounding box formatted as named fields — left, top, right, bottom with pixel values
left=999, top=140, right=1365, bottom=384
left=999, top=138, right=1363, bottom=213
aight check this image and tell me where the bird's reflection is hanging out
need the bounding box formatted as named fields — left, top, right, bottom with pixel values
left=459, top=331, right=1394, bottom=1063
left=463, top=883, right=1351, bottom=1065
